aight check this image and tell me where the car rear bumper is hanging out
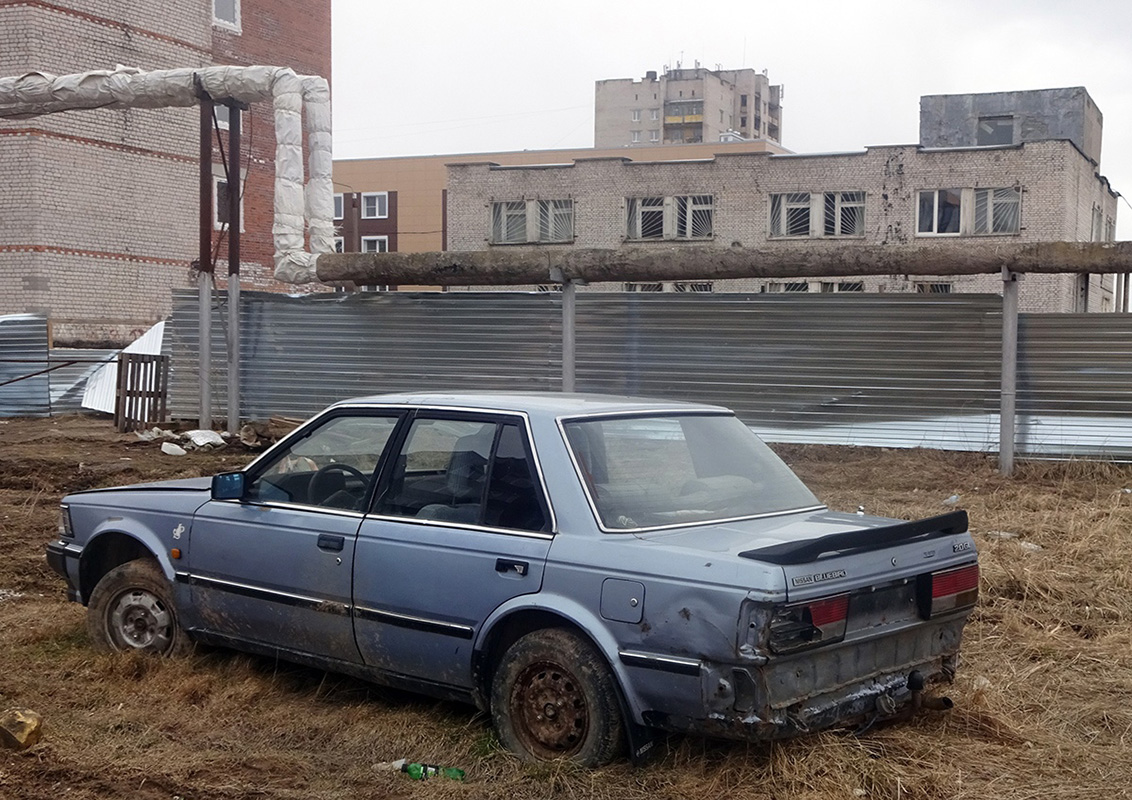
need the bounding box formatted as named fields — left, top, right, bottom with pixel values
left=628, top=614, right=969, bottom=741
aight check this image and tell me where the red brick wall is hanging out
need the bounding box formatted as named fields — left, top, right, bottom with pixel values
left=210, top=0, right=332, bottom=294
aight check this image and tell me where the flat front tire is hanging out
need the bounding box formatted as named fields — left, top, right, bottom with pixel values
left=87, top=559, right=190, bottom=657
left=491, top=628, right=624, bottom=767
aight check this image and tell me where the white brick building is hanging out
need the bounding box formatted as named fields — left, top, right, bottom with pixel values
left=447, top=90, right=1120, bottom=312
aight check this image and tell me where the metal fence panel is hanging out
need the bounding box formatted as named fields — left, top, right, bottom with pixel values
left=0, top=315, right=50, bottom=417
left=165, top=290, right=1132, bottom=460
left=168, top=290, right=562, bottom=421
left=574, top=294, right=1003, bottom=451
left=1017, top=314, right=1132, bottom=458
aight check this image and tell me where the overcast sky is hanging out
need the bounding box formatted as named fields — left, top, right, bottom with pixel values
left=331, top=0, right=1132, bottom=237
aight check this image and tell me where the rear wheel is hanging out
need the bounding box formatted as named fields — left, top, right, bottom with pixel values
left=490, top=628, right=624, bottom=767
left=87, top=559, right=190, bottom=656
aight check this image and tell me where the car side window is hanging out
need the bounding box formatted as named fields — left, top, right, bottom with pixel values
left=376, top=417, right=548, bottom=532
left=245, top=415, right=399, bottom=511
left=482, top=423, right=548, bottom=532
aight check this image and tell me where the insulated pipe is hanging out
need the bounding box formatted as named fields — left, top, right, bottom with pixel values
left=0, top=65, right=332, bottom=285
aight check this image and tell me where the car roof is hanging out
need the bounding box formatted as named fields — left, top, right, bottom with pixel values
left=328, top=391, right=730, bottom=420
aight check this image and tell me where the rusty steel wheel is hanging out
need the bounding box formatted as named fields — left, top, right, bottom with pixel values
left=87, top=558, right=191, bottom=657
left=491, top=628, right=624, bottom=766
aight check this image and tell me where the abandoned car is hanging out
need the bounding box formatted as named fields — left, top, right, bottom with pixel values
left=47, top=393, right=978, bottom=765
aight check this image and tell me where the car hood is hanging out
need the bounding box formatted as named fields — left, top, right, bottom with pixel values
left=66, top=476, right=214, bottom=495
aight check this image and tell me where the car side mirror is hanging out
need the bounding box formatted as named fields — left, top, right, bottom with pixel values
left=211, top=471, right=245, bottom=500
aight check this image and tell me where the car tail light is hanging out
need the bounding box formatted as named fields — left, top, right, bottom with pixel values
left=920, top=563, right=979, bottom=618
left=768, top=593, right=849, bottom=654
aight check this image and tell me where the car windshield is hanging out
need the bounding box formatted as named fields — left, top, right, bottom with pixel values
left=563, top=413, right=821, bottom=530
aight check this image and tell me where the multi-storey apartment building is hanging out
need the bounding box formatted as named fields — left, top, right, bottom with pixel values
left=447, top=89, right=1120, bottom=312
left=0, top=1, right=331, bottom=345
left=594, top=65, right=782, bottom=148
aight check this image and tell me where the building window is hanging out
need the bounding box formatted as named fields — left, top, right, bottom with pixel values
left=917, top=189, right=962, bottom=235
left=538, top=199, right=573, bottom=242
left=491, top=201, right=527, bottom=244
left=916, top=282, right=953, bottom=294
left=213, top=104, right=239, bottom=131
left=631, top=130, right=641, bottom=143
left=361, top=192, right=388, bottom=219
left=213, top=174, right=243, bottom=230
left=625, top=282, right=663, bottom=292
left=838, top=281, right=865, bottom=292
left=823, top=191, right=865, bottom=236
left=740, top=115, right=748, bottom=128
left=333, top=193, right=344, bottom=221
left=491, top=200, right=574, bottom=244
left=977, top=116, right=1014, bottom=146
left=770, top=192, right=812, bottom=237
left=673, top=282, right=714, bottom=293
left=212, top=0, right=241, bottom=31
left=973, top=188, right=1020, bottom=234
left=649, top=129, right=660, bottom=142
left=333, top=236, right=345, bottom=253
left=740, top=94, right=748, bottom=107
left=650, top=108, right=659, bottom=120
left=626, top=196, right=712, bottom=241
left=361, top=236, right=388, bottom=253
left=675, top=195, right=713, bottom=239
left=784, top=282, right=810, bottom=293
left=631, top=109, right=641, bottom=122
left=626, top=197, right=664, bottom=239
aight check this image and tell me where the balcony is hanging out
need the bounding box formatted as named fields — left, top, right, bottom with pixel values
left=664, top=114, right=703, bottom=124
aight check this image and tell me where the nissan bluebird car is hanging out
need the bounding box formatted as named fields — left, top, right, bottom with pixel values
left=47, top=393, right=978, bottom=766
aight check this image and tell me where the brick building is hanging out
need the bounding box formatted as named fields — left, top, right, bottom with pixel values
left=0, top=1, right=331, bottom=345
left=331, top=140, right=788, bottom=263
left=445, top=89, right=1121, bottom=312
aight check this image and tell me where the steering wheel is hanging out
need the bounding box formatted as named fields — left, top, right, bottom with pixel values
left=308, top=463, right=369, bottom=507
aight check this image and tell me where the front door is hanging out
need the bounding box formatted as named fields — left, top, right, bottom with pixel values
left=184, top=411, right=402, bottom=664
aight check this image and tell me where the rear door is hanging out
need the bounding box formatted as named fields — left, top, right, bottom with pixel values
left=352, top=412, right=553, bottom=687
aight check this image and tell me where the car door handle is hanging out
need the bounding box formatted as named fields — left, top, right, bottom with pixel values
left=495, top=558, right=528, bottom=576
left=317, top=534, right=345, bottom=552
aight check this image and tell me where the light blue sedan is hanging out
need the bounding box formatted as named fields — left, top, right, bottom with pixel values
left=47, top=393, right=978, bottom=766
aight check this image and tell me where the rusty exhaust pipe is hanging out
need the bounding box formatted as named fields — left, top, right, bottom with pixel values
left=921, top=695, right=954, bottom=711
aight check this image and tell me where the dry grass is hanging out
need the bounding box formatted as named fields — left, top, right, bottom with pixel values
left=2, top=417, right=1131, bottom=799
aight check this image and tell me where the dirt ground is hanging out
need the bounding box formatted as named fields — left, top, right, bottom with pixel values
left=1, top=413, right=1131, bottom=799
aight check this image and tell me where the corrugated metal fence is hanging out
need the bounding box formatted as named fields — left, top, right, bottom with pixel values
left=0, top=315, right=50, bottom=417
left=166, top=290, right=1132, bottom=459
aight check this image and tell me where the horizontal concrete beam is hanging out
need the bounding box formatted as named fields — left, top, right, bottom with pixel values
left=314, top=241, right=1132, bottom=287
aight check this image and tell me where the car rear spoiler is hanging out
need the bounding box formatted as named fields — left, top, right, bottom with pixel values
left=739, top=510, right=969, bottom=566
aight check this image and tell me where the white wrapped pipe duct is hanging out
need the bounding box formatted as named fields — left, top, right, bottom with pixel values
left=0, top=65, right=330, bottom=284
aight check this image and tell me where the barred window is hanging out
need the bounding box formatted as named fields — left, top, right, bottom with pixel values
left=491, top=201, right=527, bottom=244
left=625, top=282, right=664, bottom=292
left=673, top=282, right=714, bottom=293
left=838, top=281, right=865, bottom=292
left=770, top=193, right=812, bottom=237
left=916, top=282, right=953, bottom=294
left=626, top=197, right=665, bottom=239
left=675, top=195, right=713, bottom=239
left=973, top=188, right=1020, bottom=234
left=538, top=199, right=573, bottom=242
left=783, top=282, right=809, bottom=293
left=823, top=191, right=865, bottom=236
